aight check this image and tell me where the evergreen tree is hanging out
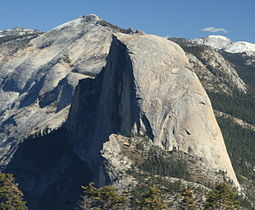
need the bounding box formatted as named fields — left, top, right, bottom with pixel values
left=80, top=182, right=127, bottom=210
left=179, top=188, right=196, bottom=210
left=135, top=185, right=166, bottom=210
left=0, top=172, right=27, bottom=210
left=205, top=182, right=240, bottom=210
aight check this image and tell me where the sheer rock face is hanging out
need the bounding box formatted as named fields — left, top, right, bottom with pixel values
left=0, top=14, right=239, bottom=195
left=67, top=33, right=239, bottom=188
left=123, top=34, right=239, bottom=188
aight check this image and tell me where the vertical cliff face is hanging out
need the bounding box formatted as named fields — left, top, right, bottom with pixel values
left=66, top=36, right=141, bottom=186
left=66, top=33, right=239, bottom=188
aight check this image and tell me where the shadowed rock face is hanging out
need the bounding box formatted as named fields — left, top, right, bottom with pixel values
left=6, top=128, right=93, bottom=210
left=67, top=33, right=239, bottom=187
left=0, top=14, right=240, bottom=209
left=67, top=36, right=140, bottom=163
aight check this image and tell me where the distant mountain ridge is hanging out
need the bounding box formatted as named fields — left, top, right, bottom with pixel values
left=194, top=35, right=255, bottom=56
left=0, top=27, right=40, bottom=38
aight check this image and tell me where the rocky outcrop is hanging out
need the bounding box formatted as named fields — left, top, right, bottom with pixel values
left=170, top=38, right=247, bottom=94
left=193, top=47, right=246, bottom=92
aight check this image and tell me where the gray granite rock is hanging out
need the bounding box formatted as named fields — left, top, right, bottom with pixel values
left=0, top=15, right=240, bottom=195
left=67, top=33, right=239, bottom=188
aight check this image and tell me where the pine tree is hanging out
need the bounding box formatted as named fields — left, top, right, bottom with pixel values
left=0, top=172, right=27, bottom=210
left=205, top=182, right=240, bottom=210
left=80, top=182, right=127, bottom=210
left=135, top=185, right=166, bottom=210
left=179, top=188, right=196, bottom=210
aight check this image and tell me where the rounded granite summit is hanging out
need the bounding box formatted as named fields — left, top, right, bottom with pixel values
left=83, top=14, right=101, bottom=22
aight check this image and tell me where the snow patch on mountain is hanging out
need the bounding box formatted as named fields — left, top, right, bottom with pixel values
left=53, top=18, right=84, bottom=31
left=52, top=14, right=101, bottom=31
left=194, top=35, right=255, bottom=56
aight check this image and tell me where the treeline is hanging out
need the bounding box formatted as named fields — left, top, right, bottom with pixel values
left=139, top=149, right=188, bottom=179
left=0, top=171, right=246, bottom=209
left=80, top=181, right=240, bottom=210
left=208, top=91, right=255, bottom=126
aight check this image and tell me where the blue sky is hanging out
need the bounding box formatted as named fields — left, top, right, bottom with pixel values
left=0, top=0, right=254, bottom=42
